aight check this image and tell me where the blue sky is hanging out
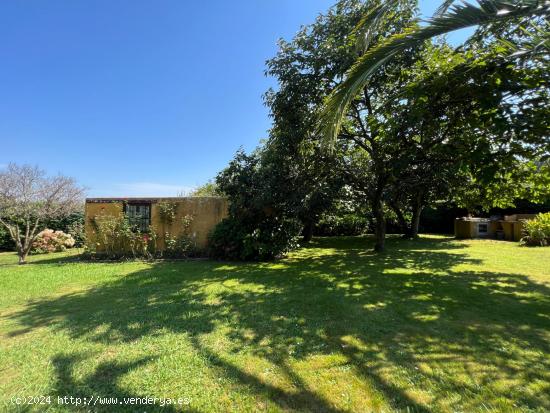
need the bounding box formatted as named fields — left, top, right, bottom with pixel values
left=0, top=0, right=469, bottom=197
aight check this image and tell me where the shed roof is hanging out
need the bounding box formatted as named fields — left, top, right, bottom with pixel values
left=86, top=197, right=225, bottom=203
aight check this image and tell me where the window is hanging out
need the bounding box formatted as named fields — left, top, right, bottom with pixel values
left=125, top=203, right=151, bottom=232
left=478, top=223, right=488, bottom=233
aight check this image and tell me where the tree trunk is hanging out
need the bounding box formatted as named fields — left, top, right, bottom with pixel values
left=302, top=220, right=314, bottom=243
left=410, top=193, right=424, bottom=239
left=372, top=194, right=386, bottom=252
left=16, top=243, right=28, bottom=264
left=389, top=202, right=411, bottom=238
left=18, top=252, right=28, bottom=265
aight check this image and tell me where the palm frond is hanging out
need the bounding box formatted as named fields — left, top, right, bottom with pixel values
left=353, top=0, right=399, bottom=53
left=498, top=22, right=550, bottom=58
left=319, top=0, right=550, bottom=146
left=434, top=0, right=458, bottom=17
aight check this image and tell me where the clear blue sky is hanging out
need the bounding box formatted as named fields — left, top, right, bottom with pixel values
left=0, top=0, right=469, bottom=197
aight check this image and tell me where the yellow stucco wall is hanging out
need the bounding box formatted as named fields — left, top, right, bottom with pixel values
left=84, top=201, right=124, bottom=242
left=454, top=219, right=475, bottom=239
left=514, top=221, right=525, bottom=242
left=85, top=197, right=228, bottom=251
left=455, top=216, right=533, bottom=242
left=501, top=221, right=515, bottom=241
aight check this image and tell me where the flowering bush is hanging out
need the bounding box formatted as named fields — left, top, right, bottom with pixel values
left=86, top=212, right=197, bottom=260
left=521, top=213, right=550, bottom=246
left=86, top=213, right=158, bottom=259
left=32, top=229, right=76, bottom=253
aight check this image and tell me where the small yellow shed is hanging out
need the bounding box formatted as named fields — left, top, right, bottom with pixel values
left=85, top=197, right=228, bottom=251
left=454, top=214, right=536, bottom=241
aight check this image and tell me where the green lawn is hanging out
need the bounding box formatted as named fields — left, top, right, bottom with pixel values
left=0, top=235, right=549, bottom=412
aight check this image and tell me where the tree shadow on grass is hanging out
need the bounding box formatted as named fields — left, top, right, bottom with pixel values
left=47, top=353, right=197, bottom=413
left=0, top=253, right=81, bottom=267
left=4, top=236, right=550, bottom=412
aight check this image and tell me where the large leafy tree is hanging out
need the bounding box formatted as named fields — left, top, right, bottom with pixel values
left=320, top=0, right=550, bottom=140
left=263, top=0, right=369, bottom=242
left=211, top=0, right=422, bottom=255
left=313, top=0, right=549, bottom=250
left=212, top=0, right=548, bottom=258
left=385, top=36, right=549, bottom=231
left=267, top=0, right=421, bottom=252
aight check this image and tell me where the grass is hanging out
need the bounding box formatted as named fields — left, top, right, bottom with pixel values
left=0, top=235, right=549, bottom=412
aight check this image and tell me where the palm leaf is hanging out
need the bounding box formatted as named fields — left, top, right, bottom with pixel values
left=434, top=0, right=458, bottom=17
left=353, top=0, right=399, bottom=52
left=498, top=21, right=550, bottom=57
left=319, top=0, right=550, bottom=145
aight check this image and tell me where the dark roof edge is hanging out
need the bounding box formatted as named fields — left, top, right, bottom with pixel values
left=86, top=196, right=226, bottom=203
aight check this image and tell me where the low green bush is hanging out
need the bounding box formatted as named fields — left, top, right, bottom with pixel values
left=314, top=213, right=369, bottom=236
left=208, top=150, right=302, bottom=261
left=521, top=212, right=550, bottom=246
left=162, top=215, right=198, bottom=258
left=86, top=214, right=158, bottom=259
left=209, top=216, right=301, bottom=261
left=0, top=226, right=14, bottom=251
left=45, top=211, right=86, bottom=247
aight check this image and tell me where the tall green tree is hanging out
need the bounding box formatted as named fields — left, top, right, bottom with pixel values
left=314, top=0, right=548, bottom=250
left=383, top=36, right=549, bottom=233
left=267, top=0, right=421, bottom=251
left=320, top=0, right=550, bottom=141
left=263, top=0, right=370, bottom=241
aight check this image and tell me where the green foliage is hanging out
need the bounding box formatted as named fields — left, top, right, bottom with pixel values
left=320, top=0, right=550, bottom=143
left=521, top=213, right=550, bottom=246
left=189, top=181, right=223, bottom=197
left=208, top=218, right=248, bottom=259
left=0, top=226, right=14, bottom=251
left=157, top=201, right=178, bottom=224
left=163, top=215, right=197, bottom=258
left=262, top=0, right=373, bottom=241
left=210, top=0, right=548, bottom=255
left=301, top=0, right=548, bottom=250
left=44, top=211, right=86, bottom=247
left=209, top=216, right=301, bottom=261
left=314, top=197, right=371, bottom=236
left=209, top=150, right=302, bottom=260
left=315, top=213, right=369, bottom=236
left=86, top=214, right=158, bottom=259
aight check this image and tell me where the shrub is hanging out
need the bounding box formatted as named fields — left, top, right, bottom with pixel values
left=158, top=201, right=178, bottom=224
left=0, top=226, right=14, bottom=251
left=86, top=214, right=157, bottom=259
left=31, top=229, right=76, bottom=254
left=209, top=150, right=302, bottom=261
left=163, top=215, right=198, bottom=258
left=164, top=233, right=197, bottom=258
left=45, top=211, right=86, bottom=247
left=521, top=212, right=550, bottom=246
left=314, top=213, right=369, bottom=236
left=209, top=216, right=301, bottom=261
